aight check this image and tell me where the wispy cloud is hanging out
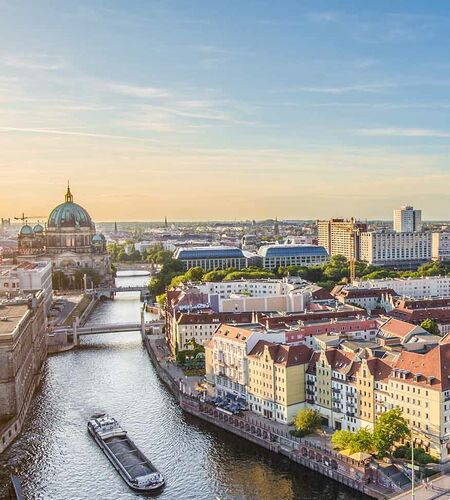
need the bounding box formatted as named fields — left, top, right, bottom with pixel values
left=107, top=83, right=168, bottom=98
left=0, top=127, right=158, bottom=141
left=356, top=128, right=450, bottom=138
left=0, top=53, right=67, bottom=70
left=274, top=82, right=400, bottom=95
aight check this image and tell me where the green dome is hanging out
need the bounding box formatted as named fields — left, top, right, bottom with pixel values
left=92, top=234, right=103, bottom=242
left=33, top=223, right=44, bottom=233
left=20, top=224, right=33, bottom=236
left=47, top=186, right=93, bottom=229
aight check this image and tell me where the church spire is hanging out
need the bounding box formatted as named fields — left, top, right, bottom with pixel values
left=65, top=181, right=73, bottom=203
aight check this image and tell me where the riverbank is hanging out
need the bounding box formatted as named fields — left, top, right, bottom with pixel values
left=141, top=330, right=394, bottom=499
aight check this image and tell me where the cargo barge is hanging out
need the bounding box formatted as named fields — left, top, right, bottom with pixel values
left=88, top=413, right=164, bottom=493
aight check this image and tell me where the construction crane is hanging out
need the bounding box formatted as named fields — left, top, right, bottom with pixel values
left=347, top=218, right=360, bottom=284
left=14, top=213, right=45, bottom=224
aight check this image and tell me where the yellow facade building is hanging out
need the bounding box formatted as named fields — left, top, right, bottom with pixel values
left=247, top=340, right=312, bottom=423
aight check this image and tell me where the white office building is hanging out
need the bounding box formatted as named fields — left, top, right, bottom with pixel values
left=359, top=231, right=431, bottom=267
left=432, top=232, right=450, bottom=261
left=393, top=206, right=422, bottom=233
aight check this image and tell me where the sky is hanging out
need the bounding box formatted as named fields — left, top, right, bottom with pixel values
left=1, top=1, right=450, bottom=221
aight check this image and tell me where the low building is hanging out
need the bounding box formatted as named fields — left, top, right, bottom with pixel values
left=359, top=231, right=431, bottom=268
left=247, top=340, right=312, bottom=423
left=353, top=275, right=450, bottom=299
left=0, top=290, right=47, bottom=453
left=284, top=317, right=379, bottom=348
left=0, top=261, right=53, bottom=312
left=167, top=310, right=254, bottom=354
left=388, top=297, right=450, bottom=336
left=258, top=244, right=329, bottom=271
left=173, top=246, right=259, bottom=271
left=331, top=286, right=398, bottom=312
left=377, top=317, right=429, bottom=345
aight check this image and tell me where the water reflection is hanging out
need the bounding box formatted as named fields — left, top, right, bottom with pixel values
left=0, top=272, right=366, bottom=499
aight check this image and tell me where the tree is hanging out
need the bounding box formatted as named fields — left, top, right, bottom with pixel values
left=184, top=266, right=204, bottom=282
left=202, top=269, right=230, bottom=282
left=52, top=271, right=70, bottom=290
left=421, top=318, right=441, bottom=336
left=331, top=430, right=354, bottom=450
left=332, top=428, right=373, bottom=454
left=373, top=408, right=409, bottom=457
left=294, top=408, right=322, bottom=434
left=352, top=428, right=373, bottom=453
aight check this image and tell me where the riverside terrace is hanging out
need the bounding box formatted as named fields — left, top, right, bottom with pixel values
left=179, top=394, right=394, bottom=498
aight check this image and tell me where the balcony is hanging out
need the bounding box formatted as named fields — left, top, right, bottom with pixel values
left=307, top=380, right=314, bottom=386
left=332, top=387, right=341, bottom=394
left=306, top=389, right=315, bottom=396
left=306, top=397, right=315, bottom=404
left=332, top=406, right=342, bottom=414
left=346, top=412, right=356, bottom=418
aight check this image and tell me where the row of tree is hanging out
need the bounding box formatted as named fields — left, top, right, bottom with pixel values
left=331, top=408, right=409, bottom=458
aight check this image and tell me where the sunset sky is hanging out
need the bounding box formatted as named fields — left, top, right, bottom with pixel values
left=1, top=1, right=450, bottom=221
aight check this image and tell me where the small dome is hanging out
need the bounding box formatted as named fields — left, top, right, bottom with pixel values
left=33, top=223, right=44, bottom=233
left=92, top=234, right=103, bottom=242
left=20, top=224, right=33, bottom=236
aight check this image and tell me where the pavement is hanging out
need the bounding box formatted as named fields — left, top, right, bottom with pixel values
left=48, top=294, right=82, bottom=326
left=392, top=473, right=450, bottom=499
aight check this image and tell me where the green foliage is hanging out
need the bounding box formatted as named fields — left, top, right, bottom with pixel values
left=332, top=428, right=373, bottom=454
left=393, top=446, right=438, bottom=464
left=223, top=269, right=275, bottom=281
left=331, top=430, right=354, bottom=450
left=107, top=242, right=142, bottom=263
left=156, top=293, right=166, bottom=306
left=148, top=256, right=183, bottom=296
left=294, top=408, right=322, bottom=434
left=373, top=408, right=409, bottom=457
left=201, top=269, right=231, bottom=282
left=176, top=338, right=205, bottom=367
left=352, top=428, right=373, bottom=453
left=73, top=268, right=102, bottom=288
left=420, top=318, right=441, bottom=336
left=52, top=271, right=70, bottom=290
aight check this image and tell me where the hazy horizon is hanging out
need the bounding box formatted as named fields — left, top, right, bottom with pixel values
left=2, top=1, right=450, bottom=220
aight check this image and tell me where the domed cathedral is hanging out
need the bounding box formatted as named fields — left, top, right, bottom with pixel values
left=17, top=184, right=112, bottom=286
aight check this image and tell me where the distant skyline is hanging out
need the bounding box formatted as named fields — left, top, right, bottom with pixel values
left=2, top=1, right=450, bottom=220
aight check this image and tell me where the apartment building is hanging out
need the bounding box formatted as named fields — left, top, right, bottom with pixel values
left=306, top=349, right=359, bottom=431
left=247, top=340, right=312, bottom=423
left=317, top=218, right=367, bottom=261
left=359, top=231, right=431, bottom=267
left=207, top=325, right=258, bottom=401
left=389, top=343, right=450, bottom=460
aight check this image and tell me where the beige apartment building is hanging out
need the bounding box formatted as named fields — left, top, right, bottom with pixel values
left=247, top=340, right=311, bottom=423
left=317, top=218, right=367, bottom=261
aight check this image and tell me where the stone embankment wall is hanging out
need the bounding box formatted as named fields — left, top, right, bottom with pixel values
left=142, top=331, right=389, bottom=499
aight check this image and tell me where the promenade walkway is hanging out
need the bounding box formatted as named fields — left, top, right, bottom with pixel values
left=393, top=474, right=450, bottom=499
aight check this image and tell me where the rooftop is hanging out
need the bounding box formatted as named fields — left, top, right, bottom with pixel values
left=258, top=244, right=328, bottom=258
left=0, top=303, right=28, bottom=336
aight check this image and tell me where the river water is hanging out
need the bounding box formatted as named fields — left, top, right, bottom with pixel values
left=0, top=272, right=366, bottom=500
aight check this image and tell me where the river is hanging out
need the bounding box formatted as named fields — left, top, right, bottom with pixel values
left=0, top=272, right=366, bottom=500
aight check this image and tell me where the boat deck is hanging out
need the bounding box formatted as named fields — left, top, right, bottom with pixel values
left=104, top=435, right=155, bottom=480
